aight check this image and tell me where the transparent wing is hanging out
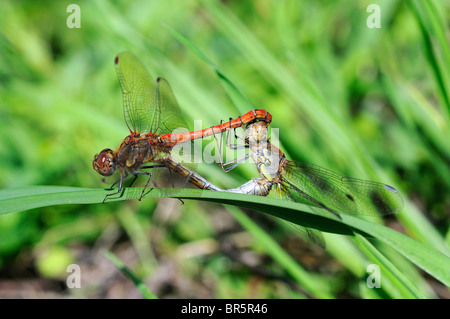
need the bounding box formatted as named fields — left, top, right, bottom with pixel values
left=155, top=78, right=198, bottom=172
left=155, top=77, right=189, bottom=135
left=289, top=223, right=326, bottom=249
left=114, top=52, right=157, bottom=134
left=282, top=161, right=404, bottom=217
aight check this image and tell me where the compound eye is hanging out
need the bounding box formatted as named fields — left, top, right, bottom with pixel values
left=93, top=149, right=115, bottom=176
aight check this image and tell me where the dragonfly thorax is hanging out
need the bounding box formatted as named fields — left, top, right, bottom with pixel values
left=116, top=137, right=154, bottom=170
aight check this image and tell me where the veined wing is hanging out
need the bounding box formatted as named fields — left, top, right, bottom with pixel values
left=114, top=52, right=157, bottom=134
left=290, top=223, right=326, bottom=249
left=155, top=77, right=189, bottom=135
left=281, top=161, right=404, bottom=217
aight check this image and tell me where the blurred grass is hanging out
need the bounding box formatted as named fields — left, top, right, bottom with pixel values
left=0, top=0, right=449, bottom=298
left=2, top=185, right=449, bottom=291
left=104, top=250, right=158, bottom=299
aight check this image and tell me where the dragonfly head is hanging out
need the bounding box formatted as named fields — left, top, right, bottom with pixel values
left=93, top=148, right=116, bottom=176
left=246, top=121, right=268, bottom=143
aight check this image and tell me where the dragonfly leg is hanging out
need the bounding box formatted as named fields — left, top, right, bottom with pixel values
left=224, top=117, right=246, bottom=144
left=221, top=154, right=250, bottom=172
left=214, top=119, right=249, bottom=172
left=106, top=165, right=165, bottom=202
left=217, top=129, right=249, bottom=172
left=225, top=139, right=247, bottom=150
left=231, top=125, right=246, bottom=143
left=110, top=172, right=128, bottom=189
left=127, top=174, right=139, bottom=188
left=108, top=164, right=162, bottom=189
left=140, top=164, right=185, bottom=205
left=164, top=164, right=187, bottom=204
left=133, top=170, right=153, bottom=201
left=169, top=164, right=186, bottom=205
left=225, top=125, right=247, bottom=149
left=141, top=164, right=166, bottom=169
left=132, top=164, right=166, bottom=189
left=103, top=172, right=125, bottom=203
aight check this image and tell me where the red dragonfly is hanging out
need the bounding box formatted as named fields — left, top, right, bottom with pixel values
left=92, top=52, right=271, bottom=202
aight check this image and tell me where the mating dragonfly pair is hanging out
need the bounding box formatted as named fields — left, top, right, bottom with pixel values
left=93, top=52, right=403, bottom=224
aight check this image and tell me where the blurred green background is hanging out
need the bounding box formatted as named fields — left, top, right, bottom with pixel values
left=0, top=0, right=449, bottom=298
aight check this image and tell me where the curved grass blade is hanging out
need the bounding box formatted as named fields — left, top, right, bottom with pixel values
left=163, top=24, right=255, bottom=112
left=1, top=186, right=449, bottom=287
left=104, top=250, right=158, bottom=299
left=408, top=0, right=450, bottom=113
left=228, top=206, right=332, bottom=298
left=354, top=233, right=426, bottom=299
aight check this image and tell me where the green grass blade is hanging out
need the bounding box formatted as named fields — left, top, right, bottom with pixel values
left=163, top=23, right=255, bottom=113
left=227, top=206, right=333, bottom=298
left=116, top=207, right=158, bottom=277
left=196, top=0, right=449, bottom=260
left=104, top=250, right=158, bottom=299
left=354, top=233, right=426, bottom=299
left=0, top=186, right=104, bottom=214
left=1, top=186, right=449, bottom=287
left=408, top=0, right=450, bottom=114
